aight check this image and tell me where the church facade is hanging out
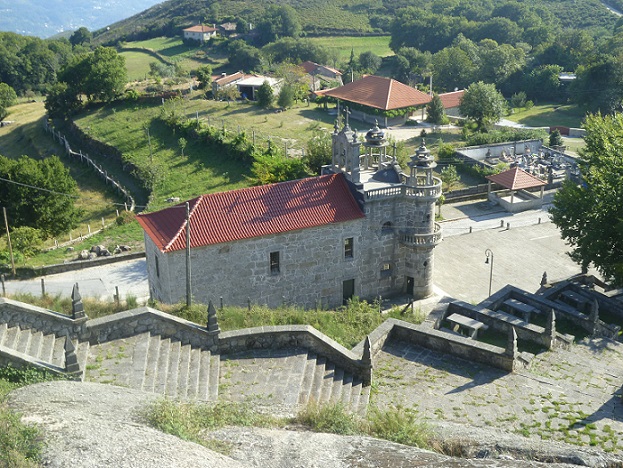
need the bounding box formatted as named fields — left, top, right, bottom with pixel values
left=137, top=121, right=442, bottom=309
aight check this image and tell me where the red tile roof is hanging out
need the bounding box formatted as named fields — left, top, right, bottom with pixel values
left=213, top=71, right=245, bottom=86
left=136, top=174, right=365, bottom=253
left=486, top=167, right=547, bottom=190
left=322, top=75, right=431, bottom=110
left=183, top=25, right=217, bottom=33
left=438, top=90, right=464, bottom=109
left=300, top=61, right=318, bottom=74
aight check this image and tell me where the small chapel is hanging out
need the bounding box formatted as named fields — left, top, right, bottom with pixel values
left=137, top=118, right=443, bottom=309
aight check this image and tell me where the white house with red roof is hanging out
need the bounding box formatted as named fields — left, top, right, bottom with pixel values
left=438, top=90, right=465, bottom=117
left=183, top=25, right=218, bottom=43
left=137, top=121, right=442, bottom=309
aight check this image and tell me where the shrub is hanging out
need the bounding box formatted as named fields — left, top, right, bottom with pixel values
left=115, top=210, right=136, bottom=226
left=295, top=402, right=361, bottom=435
left=368, top=405, right=431, bottom=448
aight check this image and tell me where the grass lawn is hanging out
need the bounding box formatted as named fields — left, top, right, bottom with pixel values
left=308, top=36, right=393, bottom=62
left=506, top=103, right=587, bottom=129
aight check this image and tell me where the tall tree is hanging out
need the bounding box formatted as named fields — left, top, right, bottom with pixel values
left=0, top=83, right=17, bottom=121
left=256, top=80, right=274, bottom=108
left=69, top=27, right=92, bottom=47
left=550, top=113, right=623, bottom=285
left=195, top=65, right=213, bottom=89
left=0, top=155, right=81, bottom=237
left=459, top=81, right=507, bottom=130
left=358, top=51, right=382, bottom=74
left=425, top=93, right=447, bottom=124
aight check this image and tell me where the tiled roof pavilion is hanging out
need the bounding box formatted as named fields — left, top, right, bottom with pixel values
left=321, top=75, right=431, bottom=111
left=486, top=167, right=547, bottom=191
left=136, top=174, right=365, bottom=253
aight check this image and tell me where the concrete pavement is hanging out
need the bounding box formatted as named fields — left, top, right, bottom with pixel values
left=2, top=258, right=149, bottom=302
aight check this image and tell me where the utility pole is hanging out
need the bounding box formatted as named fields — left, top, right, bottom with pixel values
left=2, top=207, right=15, bottom=276
left=185, top=202, right=192, bottom=307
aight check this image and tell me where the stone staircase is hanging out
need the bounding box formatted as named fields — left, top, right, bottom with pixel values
left=0, top=323, right=68, bottom=369
left=85, top=332, right=220, bottom=401
left=217, top=348, right=370, bottom=415
left=299, top=352, right=370, bottom=416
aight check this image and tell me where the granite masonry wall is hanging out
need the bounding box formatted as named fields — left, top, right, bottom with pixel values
left=0, top=298, right=84, bottom=337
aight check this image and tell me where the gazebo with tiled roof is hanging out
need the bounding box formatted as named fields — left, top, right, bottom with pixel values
left=486, top=166, right=547, bottom=213
left=319, top=75, right=432, bottom=127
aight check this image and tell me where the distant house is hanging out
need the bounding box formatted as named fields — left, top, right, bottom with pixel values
left=183, top=25, right=218, bottom=43
left=236, top=75, right=281, bottom=101
left=438, top=90, right=465, bottom=117
left=300, top=61, right=343, bottom=90
left=320, top=75, right=432, bottom=127
left=218, top=22, right=238, bottom=36
left=212, top=72, right=246, bottom=96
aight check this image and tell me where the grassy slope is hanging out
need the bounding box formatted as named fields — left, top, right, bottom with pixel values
left=307, top=36, right=393, bottom=61
left=0, top=101, right=123, bottom=247
left=507, top=104, right=587, bottom=129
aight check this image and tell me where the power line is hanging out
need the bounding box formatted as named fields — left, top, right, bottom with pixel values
left=0, top=176, right=79, bottom=198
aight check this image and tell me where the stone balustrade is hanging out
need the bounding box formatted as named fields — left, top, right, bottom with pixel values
left=399, top=223, right=442, bottom=248
left=364, top=178, right=442, bottom=201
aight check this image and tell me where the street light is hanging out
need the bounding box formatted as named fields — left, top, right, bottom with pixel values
left=484, top=249, right=494, bottom=297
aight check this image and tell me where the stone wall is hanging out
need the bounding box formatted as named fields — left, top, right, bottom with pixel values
left=444, top=301, right=552, bottom=349
left=86, top=307, right=219, bottom=350
left=456, top=140, right=543, bottom=162
left=388, top=319, right=516, bottom=372
left=0, top=298, right=81, bottom=337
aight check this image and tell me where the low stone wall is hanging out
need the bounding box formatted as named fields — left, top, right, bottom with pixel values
left=8, top=251, right=146, bottom=278
left=489, top=189, right=544, bottom=213
left=352, top=319, right=394, bottom=359
left=445, top=301, right=551, bottom=349
left=218, top=325, right=370, bottom=383
left=0, top=298, right=81, bottom=337
left=387, top=319, right=516, bottom=372
left=86, top=307, right=219, bottom=350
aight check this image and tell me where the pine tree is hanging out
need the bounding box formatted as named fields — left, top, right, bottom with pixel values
left=426, top=93, right=447, bottom=124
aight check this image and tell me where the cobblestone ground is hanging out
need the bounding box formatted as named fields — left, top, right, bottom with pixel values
left=373, top=338, right=623, bottom=454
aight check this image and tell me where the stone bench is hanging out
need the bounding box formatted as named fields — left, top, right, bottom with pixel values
left=446, top=313, right=489, bottom=339
left=502, top=299, right=540, bottom=322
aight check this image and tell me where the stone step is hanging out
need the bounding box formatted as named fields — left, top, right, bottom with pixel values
left=197, top=350, right=212, bottom=400
left=4, top=326, right=19, bottom=349
left=165, top=340, right=182, bottom=398
left=318, top=362, right=335, bottom=405
left=14, top=328, right=31, bottom=355
left=0, top=323, right=7, bottom=346
left=340, top=372, right=354, bottom=407
left=51, top=334, right=65, bottom=368
left=350, top=379, right=363, bottom=412
left=176, top=344, right=192, bottom=399
left=39, top=333, right=56, bottom=363
left=128, top=333, right=151, bottom=389
left=27, top=331, right=44, bottom=360
left=331, top=367, right=345, bottom=404
left=142, top=335, right=162, bottom=393
left=309, top=356, right=326, bottom=405
left=186, top=348, right=202, bottom=400
left=357, top=384, right=371, bottom=417
left=154, top=337, right=171, bottom=395
left=76, top=341, right=90, bottom=380
left=208, top=352, right=220, bottom=401
left=297, top=353, right=318, bottom=407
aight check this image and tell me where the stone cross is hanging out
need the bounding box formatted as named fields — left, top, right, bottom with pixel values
left=71, top=283, right=85, bottom=320
left=344, top=106, right=351, bottom=128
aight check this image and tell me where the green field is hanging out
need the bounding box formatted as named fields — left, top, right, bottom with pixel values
left=121, top=37, right=228, bottom=81
left=308, top=35, right=393, bottom=62
left=507, top=103, right=587, bottom=129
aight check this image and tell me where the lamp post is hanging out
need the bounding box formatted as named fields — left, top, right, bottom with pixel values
left=484, top=249, right=494, bottom=297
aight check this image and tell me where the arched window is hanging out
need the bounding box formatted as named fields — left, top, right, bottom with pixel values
left=381, top=221, right=393, bottom=233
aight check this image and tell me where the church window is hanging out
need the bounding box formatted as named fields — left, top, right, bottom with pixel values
left=344, top=237, right=354, bottom=258
left=270, top=251, right=280, bottom=274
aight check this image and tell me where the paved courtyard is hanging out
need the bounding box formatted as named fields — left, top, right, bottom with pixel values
left=373, top=336, right=623, bottom=453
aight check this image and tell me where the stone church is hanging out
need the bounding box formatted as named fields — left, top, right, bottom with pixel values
left=137, top=120, right=442, bottom=309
